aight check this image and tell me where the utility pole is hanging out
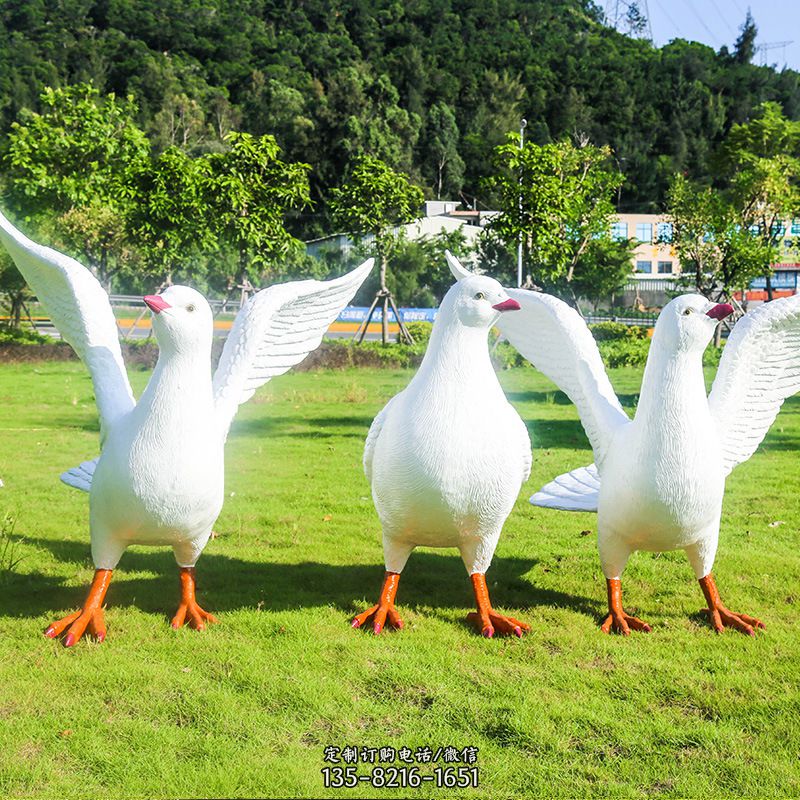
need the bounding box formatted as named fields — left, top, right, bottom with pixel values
left=517, top=118, right=527, bottom=288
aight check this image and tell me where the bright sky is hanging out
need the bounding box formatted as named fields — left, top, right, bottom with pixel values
left=609, top=0, right=800, bottom=72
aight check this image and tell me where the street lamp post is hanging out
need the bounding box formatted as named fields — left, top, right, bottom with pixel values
left=517, top=118, right=527, bottom=288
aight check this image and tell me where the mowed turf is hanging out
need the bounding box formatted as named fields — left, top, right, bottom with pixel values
left=0, top=359, right=798, bottom=799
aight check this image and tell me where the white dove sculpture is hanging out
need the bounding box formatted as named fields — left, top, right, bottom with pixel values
left=498, top=290, right=800, bottom=636
left=353, top=252, right=532, bottom=637
left=0, top=210, right=372, bottom=646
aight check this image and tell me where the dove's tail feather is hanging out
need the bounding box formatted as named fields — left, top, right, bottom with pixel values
left=530, top=463, right=600, bottom=512
left=60, top=458, right=99, bottom=492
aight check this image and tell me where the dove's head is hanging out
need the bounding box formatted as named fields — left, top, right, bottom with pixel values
left=442, top=251, right=520, bottom=328
left=655, top=294, right=733, bottom=354
left=446, top=274, right=521, bottom=328
left=143, top=285, right=213, bottom=355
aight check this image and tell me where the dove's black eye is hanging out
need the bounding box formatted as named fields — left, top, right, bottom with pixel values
left=683, top=308, right=693, bottom=316
left=186, top=304, right=196, bottom=313
left=474, top=292, right=485, bottom=300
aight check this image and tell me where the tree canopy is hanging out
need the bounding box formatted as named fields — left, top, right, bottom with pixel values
left=0, top=0, right=797, bottom=225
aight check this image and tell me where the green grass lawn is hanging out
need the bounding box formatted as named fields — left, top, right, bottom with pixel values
left=0, top=360, right=798, bottom=799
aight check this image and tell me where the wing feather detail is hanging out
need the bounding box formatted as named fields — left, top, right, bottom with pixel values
left=0, top=210, right=134, bottom=442
left=708, top=295, right=800, bottom=476
left=497, top=289, right=628, bottom=471
left=213, top=259, right=373, bottom=432
left=530, top=464, right=600, bottom=512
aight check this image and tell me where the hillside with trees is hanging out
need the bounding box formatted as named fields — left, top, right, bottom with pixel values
left=0, top=0, right=799, bottom=308
left=1, top=0, right=798, bottom=223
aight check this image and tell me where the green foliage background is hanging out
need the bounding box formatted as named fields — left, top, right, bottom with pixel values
left=1, top=0, right=798, bottom=223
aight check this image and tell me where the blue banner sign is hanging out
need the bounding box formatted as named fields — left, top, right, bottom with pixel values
left=750, top=271, right=798, bottom=289
left=338, top=306, right=438, bottom=323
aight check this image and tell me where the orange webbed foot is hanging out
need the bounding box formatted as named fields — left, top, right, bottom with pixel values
left=171, top=600, right=219, bottom=631
left=700, top=606, right=765, bottom=637
left=466, top=609, right=530, bottom=638
left=468, top=573, right=530, bottom=638
left=351, top=602, right=404, bottom=635
left=600, top=577, right=651, bottom=636
left=44, top=569, right=112, bottom=647
left=600, top=610, right=652, bottom=636
left=698, top=574, right=765, bottom=637
left=171, top=567, right=217, bottom=631
left=351, top=571, right=402, bottom=635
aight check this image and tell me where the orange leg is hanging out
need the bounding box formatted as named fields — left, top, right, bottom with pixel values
left=466, top=573, right=530, bottom=638
left=45, top=569, right=112, bottom=647
left=171, top=567, right=218, bottom=631
left=698, top=573, right=765, bottom=636
left=352, top=571, right=403, bottom=635
left=600, top=578, right=652, bottom=636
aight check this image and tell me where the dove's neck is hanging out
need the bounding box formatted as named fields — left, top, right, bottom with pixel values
left=138, top=342, right=214, bottom=425
left=416, top=317, right=495, bottom=388
left=634, top=342, right=709, bottom=435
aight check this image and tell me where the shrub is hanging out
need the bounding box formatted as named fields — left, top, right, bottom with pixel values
left=589, top=321, right=648, bottom=341
left=0, top=325, right=53, bottom=345
left=596, top=337, right=651, bottom=367
left=404, top=320, right=433, bottom=346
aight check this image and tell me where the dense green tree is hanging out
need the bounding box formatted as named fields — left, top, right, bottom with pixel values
left=127, top=147, right=216, bottom=287
left=425, top=102, right=465, bottom=200
left=203, top=131, right=312, bottom=290
left=566, top=237, right=635, bottom=311
left=330, top=155, right=424, bottom=343
left=716, top=102, right=800, bottom=297
left=2, top=84, right=150, bottom=287
left=485, top=134, right=624, bottom=304
left=666, top=174, right=775, bottom=300
left=0, top=246, right=31, bottom=328
left=1, top=0, right=799, bottom=246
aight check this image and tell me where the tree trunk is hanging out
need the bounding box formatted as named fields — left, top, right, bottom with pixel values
left=765, top=271, right=774, bottom=302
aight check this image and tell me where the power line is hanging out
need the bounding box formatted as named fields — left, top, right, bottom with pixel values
left=650, top=0, right=683, bottom=40
left=706, top=0, right=736, bottom=38
left=729, top=0, right=747, bottom=20
left=676, top=0, right=720, bottom=45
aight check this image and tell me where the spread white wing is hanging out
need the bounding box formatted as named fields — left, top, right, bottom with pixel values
left=0, top=210, right=134, bottom=443
left=708, top=294, right=800, bottom=476
left=497, top=289, right=629, bottom=471
left=213, top=259, right=374, bottom=433
left=530, top=463, right=600, bottom=512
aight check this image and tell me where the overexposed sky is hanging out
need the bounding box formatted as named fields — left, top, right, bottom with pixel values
left=607, top=0, right=800, bottom=71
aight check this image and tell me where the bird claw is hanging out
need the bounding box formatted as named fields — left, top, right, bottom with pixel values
left=600, top=611, right=652, bottom=636
left=466, top=610, right=530, bottom=638
left=171, top=601, right=218, bottom=631
left=45, top=606, right=106, bottom=647
left=351, top=603, right=403, bottom=634
left=701, top=606, right=765, bottom=636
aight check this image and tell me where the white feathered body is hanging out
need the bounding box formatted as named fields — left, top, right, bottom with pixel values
left=598, top=349, right=724, bottom=568
left=89, top=352, right=224, bottom=568
left=368, top=322, right=531, bottom=575
left=500, top=289, right=800, bottom=584
left=0, top=209, right=375, bottom=575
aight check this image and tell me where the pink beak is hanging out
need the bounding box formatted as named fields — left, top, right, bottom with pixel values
left=706, top=303, right=733, bottom=321
left=492, top=298, right=521, bottom=312
left=143, top=295, right=171, bottom=314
